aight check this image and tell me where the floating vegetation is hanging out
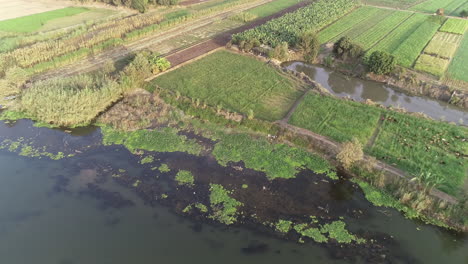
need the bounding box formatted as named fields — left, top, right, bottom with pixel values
left=101, top=126, right=203, bottom=155
left=175, top=170, right=195, bottom=187
left=140, top=155, right=154, bottom=164
left=132, top=180, right=141, bottom=187
left=209, top=184, right=243, bottom=225
left=183, top=203, right=209, bottom=214
left=212, top=133, right=336, bottom=180
left=158, top=163, right=170, bottom=173
left=241, top=184, right=248, bottom=189
left=275, top=219, right=293, bottom=233
left=293, top=220, right=363, bottom=244
left=0, top=138, right=69, bottom=160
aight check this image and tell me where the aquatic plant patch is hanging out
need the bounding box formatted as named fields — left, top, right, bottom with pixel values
left=175, top=170, right=195, bottom=186
left=288, top=93, right=381, bottom=144
left=0, top=138, right=68, bottom=160
left=293, top=220, right=363, bottom=244
left=153, top=50, right=304, bottom=121
left=439, top=18, right=468, bottom=35
left=275, top=219, right=293, bottom=233
left=368, top=112, right=468, bottom=196
left=212, top=133, right=336, bottom=180
left=209, top=184, right=243, bottom=225
left=101, top=126, right=203, bottom=155
left=0, top=7, right=88, bottom=33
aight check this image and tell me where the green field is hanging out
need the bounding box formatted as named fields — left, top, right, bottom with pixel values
left=414, top=54, right=450, bottom=77
left=369, top=112, right=468, bottom=196
left=362, top=0, right=424, bottom=8
left=440, top=18, right=468, bottom=35
left=153, top=50, right=304, bottom=121
left=451, top=1, right=468, bottom=16
left=247, top=0, right=304, bottom=18
left=318, top=6, right=383, bottom=44
left=367, top=13, right=428, bottom=54
left=289, top=93, right=381, bottom=144
left=391, top=18, right=441, bottom=67
left=447, top=34, right=468, bottom=82
left=353, top=11, right=412, bottom=50
left=411, top=0, right=467, bottom=14
left=423, top=32, right=462, bottom=59
left=0, top=7, right=89, bottom=33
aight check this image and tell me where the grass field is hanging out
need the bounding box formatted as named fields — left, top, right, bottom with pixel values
left=423, top=32, right=462, bottom=59
left=411, top=0, right=467, bottom=14
left=369, top=112, right=468, bottom=196
left=447, top=34, right=468, bottom=82
left=288, top=93, right=382, bottom=144
left=153, top=50, right=304, bottom=121
left=392, top=18, right=441, bottom=67
left=414, top=54, right=450, bottom=77
left=440, top=18, right=468, bottom=35
left=318, top=6, right=383, bottom=44
left=367, top=13, right=428, bottom=54
left=247, top=0, right=305, bottom=18
left=0, top=7, right=88, bottom=33
left=353, top=11, right=412, bottom=50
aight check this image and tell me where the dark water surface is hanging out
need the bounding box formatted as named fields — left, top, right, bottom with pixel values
left=283, top=62, right=468, bottom=124
left=0, top=120, right=467, bottom=264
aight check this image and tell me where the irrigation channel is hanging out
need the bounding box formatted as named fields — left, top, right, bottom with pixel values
left=283, top=62, right=468, bottom=125
left=0, top=119, right=467, bottom=264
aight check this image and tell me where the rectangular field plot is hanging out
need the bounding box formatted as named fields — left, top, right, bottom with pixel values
left=352, top=11, right=413, bottom=50
left=363, top=0, right=425, bottom=8
left=369, top=112, right=468, bottom=196
left=423, top=32, right=462, bottom=59
left=367, top=13, right=428, bottom=55
left=391, top=19, right=441, bottom=67
left=440, top=18, right=468, bottom=35
left=411, top=0, right=467, bottom=14
left=447, top=34, right=468, bottom=82
left=318, top=6, right=383, bottom=44
left=414, top=54, right=450, bottom=77
left=153, top=50, right=304, bottom=121
left=288, top=93, right=381, bottom=144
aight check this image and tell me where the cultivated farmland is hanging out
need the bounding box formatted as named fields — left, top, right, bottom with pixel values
left=362, top=0, right=424, bottom=8
left=288, top=93, right=382, bottom=144
left=411, top=0, right=467, bottom=15
left=153, top=50, right=305, bottom=121
left=447, top=34, right=468, bottom=82
left=414, top=54, right=450, bottom=77
left=423, top=32, right=462, bottom=59
left=440, top=18, right=468, bottom=35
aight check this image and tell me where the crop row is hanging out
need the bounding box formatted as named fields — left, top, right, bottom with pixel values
left=423, top=32, right=462, bottom=59
left=414, top=54, right=450, bottom=77
left=353, top=11, right=412, bottom=50
left=439, top=18, right=468, bottom=35
left=233, top=0, right=360, bottom=47
left=318, top=6, right=382, bottom=44
left=447, top=34, right=468, bottom=82
left=411, top=0, right=466, bottom=14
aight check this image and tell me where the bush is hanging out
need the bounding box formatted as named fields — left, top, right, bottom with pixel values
left=337, top=138, right=363, bottom=169
left=268, top=42, right=289, bottom=61
left=461, top=10, right=468, bottom=18
left=333, top=36, right=364, bottom=60
left=366, top=50, right=396, bottom=75
left=298, top=32, right=320, bottom=63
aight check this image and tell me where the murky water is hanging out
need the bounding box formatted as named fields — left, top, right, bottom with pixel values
left=283, top=62, right=468, bottom=124
left=0, top=120, right=467, bottom=264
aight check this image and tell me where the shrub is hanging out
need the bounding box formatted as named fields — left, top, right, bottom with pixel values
left=366, top=50, right=396, bottom=75
left=337, top=138, right=363, bottom=169
left=461, top=10, right=468, bottom=18
left=333, top=37, right=364, bottom=60
left=268, top=42, right=289, bottom=61
left=298, top=32, right=320, bottom=63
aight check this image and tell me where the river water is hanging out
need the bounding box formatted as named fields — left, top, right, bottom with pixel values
left=283, top=62, right=468, bottom=124
left=0, top=120, right=466, bottom=264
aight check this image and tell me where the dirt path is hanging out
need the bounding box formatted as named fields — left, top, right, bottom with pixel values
left=279, top=89, right=310, bottom=124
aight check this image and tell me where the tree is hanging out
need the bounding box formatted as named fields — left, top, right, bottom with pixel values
left=298, top=32, right=320, bottom=63
left=333, top=36, right=363, bottom=60
left=460, top=10, right=468, bottom=17
left=366, top=51, right=396, bottom=75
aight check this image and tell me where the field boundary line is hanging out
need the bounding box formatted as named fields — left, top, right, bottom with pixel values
left=365, top=113, right=385, bottom=150
left=279, top=89, right=310, bottom=123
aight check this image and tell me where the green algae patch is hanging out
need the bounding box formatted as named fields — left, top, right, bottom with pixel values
left=275, top=219, right=293, bottom=233
left=140, top=155, right=154, bottom=164
left=0, top=138, right=69, bottom=160
left=101, top=126, right=203, bottom=155
left=209, top=184, right=243, bottom=225
left=158, top=163, right=171, bottom=173
left=175, top=170, right=194, bottom=187
left=212, top=134, right=335, bottom=180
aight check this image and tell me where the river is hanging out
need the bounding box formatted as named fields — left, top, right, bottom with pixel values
left=0, top=120, right=466, bottom=264
left=283, top=62, right=468, bottom=124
